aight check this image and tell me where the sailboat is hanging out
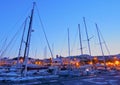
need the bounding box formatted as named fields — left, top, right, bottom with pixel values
left=0, top=2, right=59, bottom=84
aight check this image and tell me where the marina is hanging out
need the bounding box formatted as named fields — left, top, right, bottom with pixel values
left=0, top=0, right=120, bottom=85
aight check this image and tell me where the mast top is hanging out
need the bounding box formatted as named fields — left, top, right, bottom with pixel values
left=33, top=2, right=36, bottom=5
left=32, top=2, right=36, bottom=9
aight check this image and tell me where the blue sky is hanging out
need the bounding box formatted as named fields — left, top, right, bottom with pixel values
left=0, top=0, right=120, bottom=59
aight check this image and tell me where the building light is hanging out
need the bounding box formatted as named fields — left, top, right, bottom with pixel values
left=89, top=61, right=93, bottom=65
left=115, top=60, right=119, bottom=65
left=75, top=62, right=80, bottom=67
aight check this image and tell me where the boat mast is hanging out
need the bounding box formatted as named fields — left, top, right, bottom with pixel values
left=83, top=17, right=91, bottom=56
left=99, top=30, right=110, bottom=55
left=52, top=43, right=54, bottom=58
left=17, top=18, right=27, bottom=67
left=68, top=28, right=70, bottom=57
left=95, top=23, right=106, bottom=68
left=78, top=24, right=83, bottom=55
left=22, top=2, right=35, bottom=77
left=68, top=28, right=71, bottom=70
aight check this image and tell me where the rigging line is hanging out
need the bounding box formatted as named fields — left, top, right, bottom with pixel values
left=44, top=46, right=47, bottom=59
left=0, top=6, right=31, bottom=46
left=8, top=18, right=28, bottom=58
left=0, top=6, right=31, bottom=57
left=0, top=29, right=20, bottom=58
left=0, top=31, right=8, bottom=47
left=35, top=4, right=53, bottom=59
left=68, top=28, right=70, bottom=57
left=6, top=4, right=32, bottom=37
left=0, top=4, right=32, bottom=52
left=96, top=24, right=104, bottom=56
left=59, top=30, right=67, bottom=56
left=52, top=43, right=54, bottom=57
left=34, top=48, right=37, bottom=58
left=6, top=34, right=19, bottom=58
left=98, top=27, right=110, bottom=55
left=71, top=27, right=78, bottom=55
left=0, top=20, right=25, bottom=58
left=17, top=17, right=28, bottom=65
left=1, top=27, right=23, bottom=58
left=0, top=38, right=7, bottom=54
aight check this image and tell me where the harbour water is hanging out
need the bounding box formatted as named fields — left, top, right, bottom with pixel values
left=0, top=73, right=120, bottom=85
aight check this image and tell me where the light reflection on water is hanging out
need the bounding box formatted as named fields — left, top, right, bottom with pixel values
left=0, top=81, right=64, bottom=85
left=0, top=75, right=120, bottom=85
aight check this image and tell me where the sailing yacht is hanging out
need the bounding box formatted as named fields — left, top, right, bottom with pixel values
left=0, top=2, right=59, bottom=84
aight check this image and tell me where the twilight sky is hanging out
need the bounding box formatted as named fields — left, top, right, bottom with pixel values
left=0, top=0, right=120, bottom=59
